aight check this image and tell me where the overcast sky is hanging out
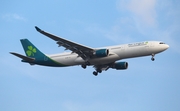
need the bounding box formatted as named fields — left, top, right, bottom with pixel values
left=1, top=0, right=180, bottom=111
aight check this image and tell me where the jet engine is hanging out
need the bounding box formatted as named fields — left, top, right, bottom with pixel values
left=94, top=49, right=109, bottom=57
left=112, top=62, right=128, bottom=70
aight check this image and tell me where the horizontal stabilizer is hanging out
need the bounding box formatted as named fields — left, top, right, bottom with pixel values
left=10, top=52, right=35, bottom=61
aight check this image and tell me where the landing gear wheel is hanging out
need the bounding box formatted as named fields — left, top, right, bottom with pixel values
left=93, top=71, right=98, bottom=76
left=151, top=58, right=155, bottom=61
left=81, top=64, right=87, bottom=69
left=151, top=54, right=155, bottom=61
left=96, top=69, right=102, bottom=73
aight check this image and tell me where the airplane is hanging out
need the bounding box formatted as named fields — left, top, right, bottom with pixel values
left=10, top=26, right=169, bottom=76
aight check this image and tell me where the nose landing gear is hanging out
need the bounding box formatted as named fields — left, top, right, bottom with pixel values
left=151, top=54, right=155, bottom=61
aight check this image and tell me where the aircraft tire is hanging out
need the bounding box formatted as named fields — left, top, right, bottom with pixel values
left=151, top=58, right=155, bottom=61
left=93, top=71, right=98, bottom=76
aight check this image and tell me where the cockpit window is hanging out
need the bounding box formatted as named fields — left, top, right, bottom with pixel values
left=159, top=42, right=165, bottom=44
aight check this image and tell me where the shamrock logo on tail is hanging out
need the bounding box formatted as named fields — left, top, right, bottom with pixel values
left=26, top=46, right=36, bottom=56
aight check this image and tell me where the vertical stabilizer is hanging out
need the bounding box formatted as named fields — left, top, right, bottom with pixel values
left=20, top=39, right=45, bottom=60
left=18, top=39, right=67, bottom=67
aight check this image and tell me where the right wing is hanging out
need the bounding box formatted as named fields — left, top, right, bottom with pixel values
left=35, top=26, right=95, bottom=61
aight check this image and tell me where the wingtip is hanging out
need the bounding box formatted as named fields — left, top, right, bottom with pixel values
left=35, top=26, right=42, bottom=32
left=9, top=52, right=13, bottom=54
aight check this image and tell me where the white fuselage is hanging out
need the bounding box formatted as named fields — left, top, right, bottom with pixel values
left=47, top=41, right=169, bottom=66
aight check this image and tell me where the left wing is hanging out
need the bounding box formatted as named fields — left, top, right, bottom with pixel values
left=35, top=26, right=94, bottom=61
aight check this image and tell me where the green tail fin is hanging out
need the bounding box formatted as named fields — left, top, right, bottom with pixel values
left=19, top=39, right=67, bottom=67
left=20, top=39, right=45, bottom=60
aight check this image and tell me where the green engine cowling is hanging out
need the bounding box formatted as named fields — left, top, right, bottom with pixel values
left=112, top=62, right=128, bottom=70
left=94, top=49, right=109, bottom=57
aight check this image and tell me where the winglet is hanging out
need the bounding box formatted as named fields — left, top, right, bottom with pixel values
left=35, top=26, right=42, bottom=32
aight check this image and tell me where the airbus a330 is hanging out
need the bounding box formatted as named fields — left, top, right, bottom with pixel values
left=10, top=26, right=169, bottom=76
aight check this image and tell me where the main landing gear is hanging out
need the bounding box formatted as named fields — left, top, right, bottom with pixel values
left=93, top=69, right=102, bottom=76
left=93, top=71, right=98, bottom=76
left=151, top=54, right=155, bottom=61
left=81, top=64, right=87, bottom=69
left=81, top=61, right=90, bottom=69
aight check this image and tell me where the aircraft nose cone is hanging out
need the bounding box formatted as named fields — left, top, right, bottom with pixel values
left=163, top=44, right=169, bottom=51
left=166, top=44, right=169, bottom=49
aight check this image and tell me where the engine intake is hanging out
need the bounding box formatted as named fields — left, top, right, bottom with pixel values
left=112, top=62, right=128, bottom=70
left=94, top=49, right=109, bottom=57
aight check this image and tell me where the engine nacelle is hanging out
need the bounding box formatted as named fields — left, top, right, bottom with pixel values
left=112, top=62, right=128, bottom=70
left=94, top=49, right=109, bottom=57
